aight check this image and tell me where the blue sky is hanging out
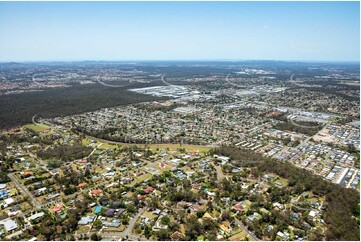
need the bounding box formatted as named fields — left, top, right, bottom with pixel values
left=0, top=1, right=359, bottom=62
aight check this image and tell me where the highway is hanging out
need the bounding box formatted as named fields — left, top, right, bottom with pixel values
left=160, top=74, right=175, bottom=87
left=290, top=73, right=295, bottom=81
left=96, top=76, right=126, bottom=88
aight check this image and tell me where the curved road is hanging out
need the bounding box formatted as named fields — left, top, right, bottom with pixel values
left=290, top=73, right=295, bottom=82
left=75, top=207, right=147, bottom=241
left=96, top=76, right=127, bottom=88
left=32, top=115, right=40, bottom=125
left=32, top=73, right=43, bottom=86
left=160, top=74, right=175, bottom=87
left=289, top=117, right=323, bottom=129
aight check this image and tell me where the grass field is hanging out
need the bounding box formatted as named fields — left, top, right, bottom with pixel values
left=243, top=200, right=252, bottom=212
left=142, top=211, right=158, bottom=220
left=228, top=229, right=250, bottom=241
left=25, top=123, right=51, bottom=132
left=85, top=134, right=214, bottom=152
left=147, top=143, right=213, bottom=152
left=82, top=138, right=92, bottom=146
left=275, top=177, right=288, bottom=186
left=129, top=173, right=152, bottom=186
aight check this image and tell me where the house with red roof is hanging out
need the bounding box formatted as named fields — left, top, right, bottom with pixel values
left=90, top=189, right=103, bottom=197
left=23, top=171, right=33, bottom=176
left=232, top=203, right=244, bottom=212
left=144, top=187, right=155, bottom=194
left=77, top=183, right=87, bottom=188
left=53, top=204, right=62, bottom=213
left=192, top=183, right=201, bottom=190
left=78, top=159, right=87, bottom=164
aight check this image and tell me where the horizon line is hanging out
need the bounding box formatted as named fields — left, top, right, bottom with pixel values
left=0, top=59, right=360, bottom=64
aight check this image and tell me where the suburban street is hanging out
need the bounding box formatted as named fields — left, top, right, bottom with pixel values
left=235, top=218, right=259, bottom=241
left=122, top=207, right=147, bottom=236
left=74, top=207, right=148, bottom=241
left=8, top=173, right=41, bottom=209
left=213, top=164, right=225, bottom=182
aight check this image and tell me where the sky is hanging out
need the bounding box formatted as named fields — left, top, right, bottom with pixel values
left=0, top=1, right=359, bottom=62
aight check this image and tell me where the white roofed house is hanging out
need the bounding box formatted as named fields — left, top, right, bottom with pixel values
left=4, top=198, right=14, bottom=207
left=0, top=219, right=18, bottom=233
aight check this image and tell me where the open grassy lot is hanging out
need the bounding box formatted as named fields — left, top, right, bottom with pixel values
left=82, top=138, right=92, bottom=146
left=8, top=188, right=18, bottom=196
left=142, top=211, right=158, bottom=220
left=129, top=173, right=152, bottom=186
left=19, top=201, right=33, bottom=211
left=99, top=142, right=118, bottom=149
left=243, top=200, right=252, bottom=212
left=124, top=191, right=133, bottom=198
left=85, top=134, right=213, bottom=152
left=182, top=165, right=195, bottom=173
left=103, top=226, right=125, bottom=233
left=142, top=161, right=176, bottom=173
left=228, top=228, right=255, bottom=241
left=275, top=176, right=288, bottom=186
left=25, top=123, right=51, bottom=132
left=147, top=143, right=213, bottom=152
left=76, top=225, right=92, bottom=233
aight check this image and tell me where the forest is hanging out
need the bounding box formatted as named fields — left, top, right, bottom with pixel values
left=37, top=143, right=92, bottom=162
left=0, top=83, right=165, bottom=130
left=273, top=120, right=322, bottom=136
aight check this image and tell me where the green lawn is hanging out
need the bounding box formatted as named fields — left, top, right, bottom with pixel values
left=228, top=230, right=249, bottom=241
left=243, top=200, right=252, bottom=212
left=275, top=177, right=288, bottom=186
left=147, top=143, right=212, bottom=152
left=82, top=138, right=92, bottom=146
left=25, top=124, right=51, bottom=132
left=129, top=173, right=152, bottom=186
left=142, top=211, right=158, bottom=220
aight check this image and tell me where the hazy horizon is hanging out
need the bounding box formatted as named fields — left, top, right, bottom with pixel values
left=0, top=1, right=359, bottom=62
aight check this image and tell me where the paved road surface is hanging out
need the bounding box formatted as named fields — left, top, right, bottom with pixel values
left=96, top=76, right=126, bottom=88
left=123, top=207, right=147, bottom=236
left=160, top=74, right=175, bottom=87
left=214, top=165, right=225, bottom=182
left=8, top=173, right=41, bottom=209
left=75, top=207, right=148, bottom=241
left=235, top=218, right=259, bottom=241
left=86, top=143, right=103, bottom=159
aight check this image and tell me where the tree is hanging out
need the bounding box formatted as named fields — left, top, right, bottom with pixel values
left=93, top=220, right=102, bottom=230
left=161, top=216, right=170, bottom=226
left=91, top=233, right=99, bottom=241
left=144, top=226, right=151, bottom=238
left=156, top=229, right=170, bottom=241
